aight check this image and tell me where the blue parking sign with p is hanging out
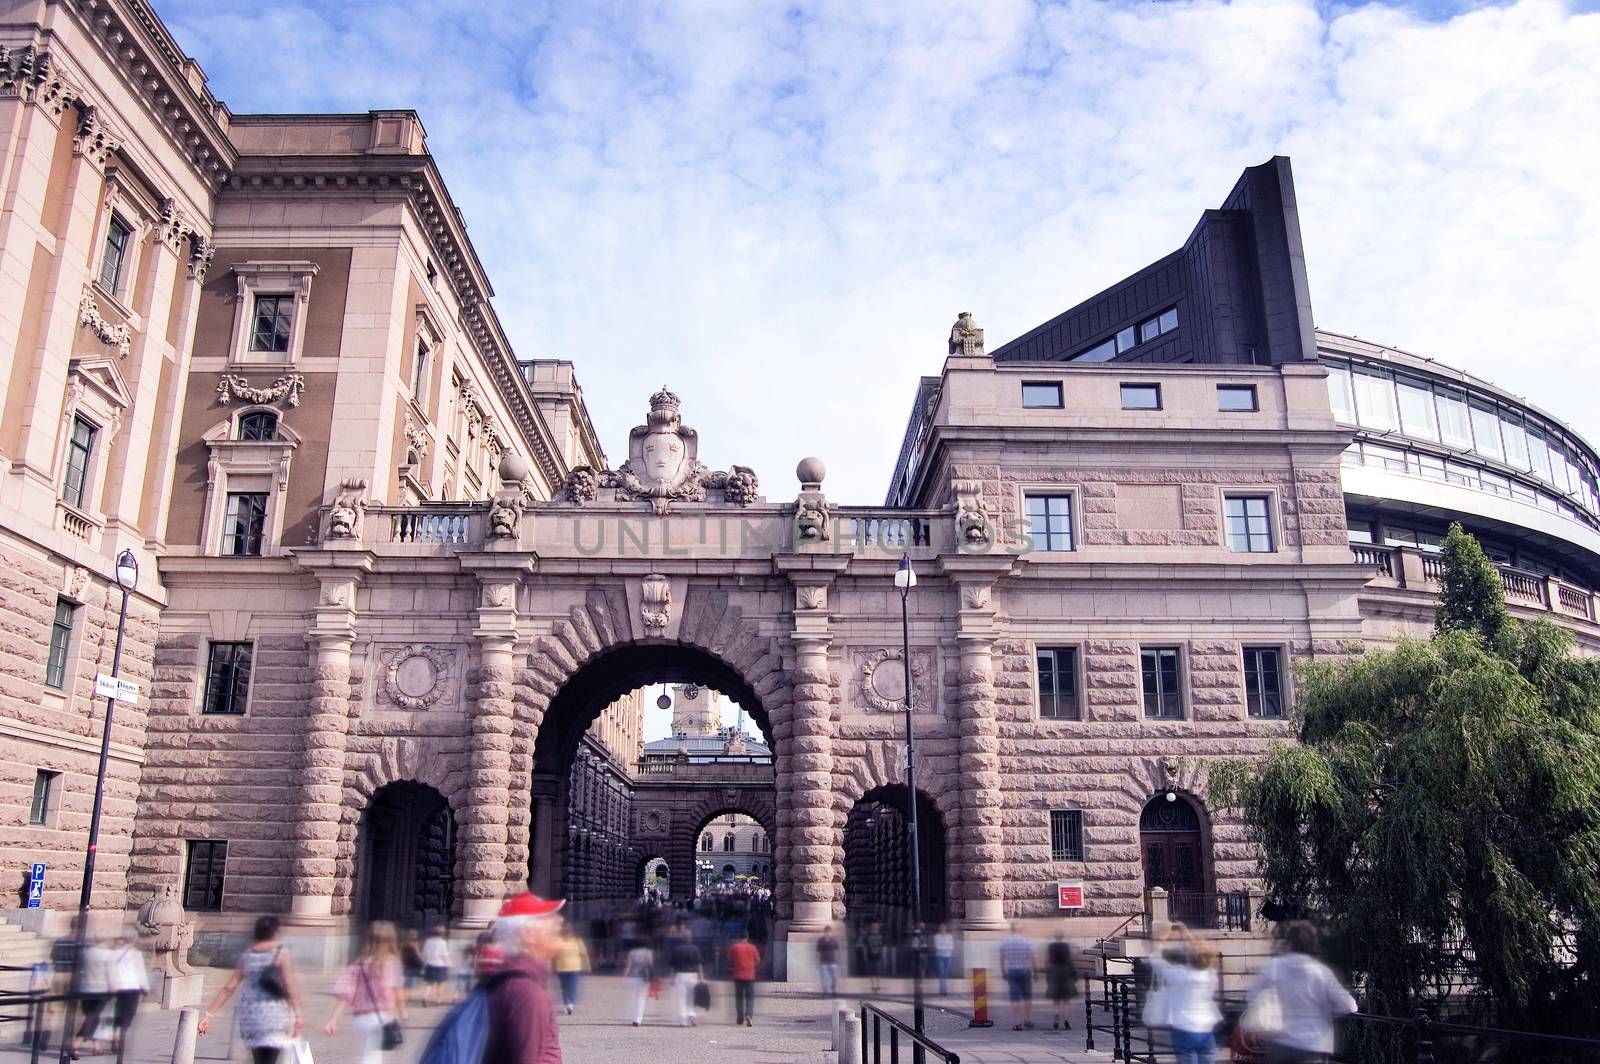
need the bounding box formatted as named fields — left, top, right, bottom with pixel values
left=26, top=863, right=45, bottom=908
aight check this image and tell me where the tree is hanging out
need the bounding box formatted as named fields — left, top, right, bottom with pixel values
left=1212, top=528, right=1600, bottom=1037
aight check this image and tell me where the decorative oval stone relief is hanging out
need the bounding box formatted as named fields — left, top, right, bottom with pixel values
left=377, top=643, right=457, bottom=711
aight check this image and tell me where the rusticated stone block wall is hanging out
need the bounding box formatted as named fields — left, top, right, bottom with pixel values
left=1, top=538, right=156, bottom=913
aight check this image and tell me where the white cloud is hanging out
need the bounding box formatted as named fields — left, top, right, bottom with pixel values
left=164, top=0, right=1600, bottom=501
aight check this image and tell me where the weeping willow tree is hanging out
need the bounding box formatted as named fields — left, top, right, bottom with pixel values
left=1212, top=524, right=1600, bottom=1035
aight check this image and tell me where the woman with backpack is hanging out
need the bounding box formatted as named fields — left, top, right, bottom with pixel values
left=325, top=921, right=408, bottom=1064
left=198, top=916, right=301, bottom=1064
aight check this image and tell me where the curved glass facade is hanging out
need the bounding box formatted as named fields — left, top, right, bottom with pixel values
left=1326, top=355, right=1600, bottom=530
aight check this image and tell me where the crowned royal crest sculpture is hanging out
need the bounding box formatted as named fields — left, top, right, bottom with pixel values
left=564, top=387, right=758, bottom=514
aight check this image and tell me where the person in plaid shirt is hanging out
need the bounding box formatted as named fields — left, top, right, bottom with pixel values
left=998, top=924, right=1037, bottom=1030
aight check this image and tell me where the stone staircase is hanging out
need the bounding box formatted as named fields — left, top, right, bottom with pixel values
left=0, top=916, right=55, bottom=992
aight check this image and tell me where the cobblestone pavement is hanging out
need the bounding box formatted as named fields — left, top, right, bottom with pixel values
left=2, top=972, right=1121, bottom=1064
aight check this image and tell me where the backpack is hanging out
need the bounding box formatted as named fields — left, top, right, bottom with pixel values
left=417, top=970, right=530, bottom=1064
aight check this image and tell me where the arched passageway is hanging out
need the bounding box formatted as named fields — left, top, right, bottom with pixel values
left=360, top=781, right=455, bottom=928
left=638, top=856, right=669, bottom=900
left=1139, top=792, right=1214, bottom=925
left=843, top=785, right=946, bottom=976
left=529, top=642, right=776, bottom=921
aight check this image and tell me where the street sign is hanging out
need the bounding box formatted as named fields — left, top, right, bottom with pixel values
left=1056, top=879, right=1084, bottom=909
left=26, top=863, right=45, bottom=909
left=94, top=673, right=141, bottom=704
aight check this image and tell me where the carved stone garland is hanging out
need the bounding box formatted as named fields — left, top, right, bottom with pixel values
left=78, top=291, right=131, bottom=357
left=217, top=374, right=305, bottom=407
left=853, top=646, right=935, bottom=713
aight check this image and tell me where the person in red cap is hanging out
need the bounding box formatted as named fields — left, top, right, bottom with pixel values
left=483, top=892, right=565, bottom=1064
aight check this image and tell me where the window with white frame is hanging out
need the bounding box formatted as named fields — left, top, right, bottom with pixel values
left=200, top=416, right=298, bottom=559
left=61, top=416, right=97, bottom=509
left=222, top=492, right=268, bottom=556
left=229, top=261, right=318, bottom=364
left=1225, top=495, right=1274, bottom=553
left=97, top=215, right=132, bottom=296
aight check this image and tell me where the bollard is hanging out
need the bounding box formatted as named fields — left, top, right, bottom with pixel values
left=969, top=966, right=994, bottom=1027
left=831, top=1001, right=849, bottom=1049
left=838, top=1011, right=862, bottom=1064
left=171, top=1008, right=199, bottom=1064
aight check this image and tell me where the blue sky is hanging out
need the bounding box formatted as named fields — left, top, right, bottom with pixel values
left=161, top=0, right=1600, bottom=503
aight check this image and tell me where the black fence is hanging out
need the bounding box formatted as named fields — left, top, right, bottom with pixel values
left=1168, top=891, right=1253, bottom=932
left=860, top=1002, right=961, bottom=1064
left=0, top=981, right=132, bottom=1064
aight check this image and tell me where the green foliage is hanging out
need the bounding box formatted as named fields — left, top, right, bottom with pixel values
left=1434, top=521, right=1512, bottom=646
left=1213, top=529, right=1600, bottom=1036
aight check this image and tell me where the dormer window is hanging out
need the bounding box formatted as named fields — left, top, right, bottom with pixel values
left=237, top=411, right=279, bottom=442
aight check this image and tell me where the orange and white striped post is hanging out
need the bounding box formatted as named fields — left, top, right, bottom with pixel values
left=969, top=966, right=994, bottom=1027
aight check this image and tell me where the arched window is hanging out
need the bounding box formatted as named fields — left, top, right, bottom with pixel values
left=700, top=834, right=712, bottom=852
left=237, top=410, right=279, bottom=442
left=723, top=833, right=735, bottom=852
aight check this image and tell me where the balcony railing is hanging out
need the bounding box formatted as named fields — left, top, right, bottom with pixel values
left=1357, top=544, right=1598, bottom=624
left=367, top=505, right=483, bottom=545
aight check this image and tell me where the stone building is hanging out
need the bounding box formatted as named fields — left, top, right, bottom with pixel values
left=696, top=812, right=772, bottom=886
left=2, top=0, right=1598, bottom=971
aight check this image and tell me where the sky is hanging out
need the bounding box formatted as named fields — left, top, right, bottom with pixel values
left=637, top=683, right=756, bottom=743
left=161, top=0, right=1600, bottom=504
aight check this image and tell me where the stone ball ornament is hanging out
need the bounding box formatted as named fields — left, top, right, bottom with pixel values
left=498, top=452, right=532, bottom=485
left=796, top=456, right=826, bottom=487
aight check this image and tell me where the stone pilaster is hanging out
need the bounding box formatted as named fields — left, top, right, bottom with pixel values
left=460, top=573, right=522, bottom=922
left=288, top=561, right=367, bottom=917
left=788, top=630, right=834, bottom=931
left=943, top=559, right=1012, bottom=929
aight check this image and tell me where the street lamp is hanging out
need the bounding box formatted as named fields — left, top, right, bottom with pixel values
left=59, top=549, right=137, bottom=1064
left=894, top=554, right=927, bottom=1047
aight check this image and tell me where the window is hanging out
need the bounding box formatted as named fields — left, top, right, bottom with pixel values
left=1158, top=308, right=1178, bottom=333
left=61, top=416, right=96, bottom=509
left=1396, top=380, right=1438, bottom=441
left=1225, top=496, right=1274, bottom=553
left=1469, top=402, right=1503, bottom=462
left=1025, top=494, right=1074, bottom=551
left=1140, top=647, right=1182, bottom=719
left=221, top=493, right=268, bottom=556
left=182, top=840, right=227, bottom=911
left=1436, top=389, right=1472, bottom=449
left=1120, top=383, right=1161, bottom=410
left=1347, top=519, right=1375, bottom=544
left=413, top=341, right=430, bottom=402
left=1072, top=338, right=1117, bottom=362
left=45, top=599, right=75, bottom=690
left=700, top=835, right=712, bottom=852
left=248, top=295, right=293, bottom=354
left=1217, top=385, right=1258, bottom=412
left=1050, top=810, right=1084, bottom=861
left=1500, top=414, right=1529, bottom=470
left=1022, top=382, right=1063, bottom=408
left=202, top=642, right=253, bottom=715
left=1352, top=369, right=1396, bottom=431
left=236, top=411, right=279, bottom=442
left=1036, top=647, right=1079, bottom=720
left=1243, top=647, right=1284, bottom=719
left=97, top=215, right=131, bottom=294
left=1326, top=364, right=1355, bottom=423
left=28, top=771, right=59, bottom=826
left=723, top=834, right=735, bottom=853
left=1116, top=326, right=1136, bottom=352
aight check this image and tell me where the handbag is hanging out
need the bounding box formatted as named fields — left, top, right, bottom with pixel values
left=693, top=980, right=711, bottom=1011
left=357, top=962, right=404, bottom=1051
left=257, top=947, right=287, bottom=1000
left=1239, top=985, right=1284, bottom=1036
left=1140, top=963, right=1170, bottom=1029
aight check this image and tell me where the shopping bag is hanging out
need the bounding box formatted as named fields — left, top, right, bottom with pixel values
left=693, top=981, right=711, bottom=1011
left=647, top=978, right=661, bottom=999
left=291, top=1039, right=315, bottom=1064
left=1239, top=986, right=1283, bottom=1036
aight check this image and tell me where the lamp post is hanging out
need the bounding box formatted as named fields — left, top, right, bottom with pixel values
left=58, top=549, right=138, bottom=1064
left=894, top=554, right=927, bottom=1048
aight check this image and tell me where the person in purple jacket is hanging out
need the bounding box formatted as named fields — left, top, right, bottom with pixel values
left=483, top=892, right=567, bottom=1064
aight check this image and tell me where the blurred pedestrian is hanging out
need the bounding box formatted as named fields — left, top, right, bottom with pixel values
left=107, top=930, right=149, bottom=1055
left=198, top=915, right=302, bottom=1064
left=1150, top=924, right=1220, bottom=1064
left=324, top=920, right=408, bottom=1064
left=666, top=931, right=704, bottom=1027
left=1247, top=921, right=1356, bottom=1064
left=75, top=934, right=113, bottom=1054
left=932, top=924, right=955, bottom=996
left=483, top=892, right=566, bottom=1064
left=999, top=923, right=1036, bottom=1030
left=858, top=921, right=885, bottom=993
left=816, top=925, right=840, bottom=997
left=474, top=930, right=504, bottom=981
left=552, top=923, right=589, bottom=1015
left=422, top=926, right=453, bottom=1006
left=622, top=939, right=656, bottom=1026
left=726, top=930, right=760, bottom=1026
left=1044, top=930, right=1078, bottom=1030
left=400, top=930, right=425, bottom=1003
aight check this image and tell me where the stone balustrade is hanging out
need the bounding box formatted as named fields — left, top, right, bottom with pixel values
left=1354, top=543, right=1597, bottom=624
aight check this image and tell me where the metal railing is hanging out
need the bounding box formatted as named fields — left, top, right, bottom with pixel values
left=0, top=983, right=131, bottom=1064
left=1168, top=890, right=1253, bottom=932
left=860, top=1002, right=961, bottom=1064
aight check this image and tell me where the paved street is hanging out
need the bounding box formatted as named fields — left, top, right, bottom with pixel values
left=2, top=970, right=1117, bottom=1064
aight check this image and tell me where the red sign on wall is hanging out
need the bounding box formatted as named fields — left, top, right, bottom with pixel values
left=1057, top=880, right=1084, bottom=909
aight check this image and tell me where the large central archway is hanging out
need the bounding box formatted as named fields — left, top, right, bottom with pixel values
left=528, top=641, right=777, bottom=920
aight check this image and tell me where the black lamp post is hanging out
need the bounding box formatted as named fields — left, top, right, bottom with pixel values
left=894, top=554, right=927, bottom=1047
left=58, top=549, right=138, bottom=1064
